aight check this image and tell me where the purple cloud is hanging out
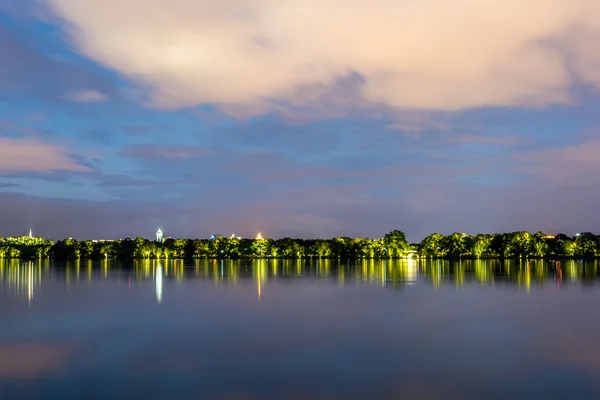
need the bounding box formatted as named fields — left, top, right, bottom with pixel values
left=119, top=144, right=214, bottom=160
left=0, top=24, right=114, bottom=102
left=0, top=182, right=21, bottom=188
left=1, top=2, right=599, bottom=242
left=0, top=138, right=90, bottom=174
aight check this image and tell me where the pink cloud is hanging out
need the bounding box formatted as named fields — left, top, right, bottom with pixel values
left=515, top=138, right=600, bottom=184
left=447, top=134, right=523, bottom=146
left=46, top=0, right=600, bottom=117
left=119, top=143, right=214, bottom=160
left=65, top=89, right=107, bottom=102
left=0, top=138, right=90, bottom=173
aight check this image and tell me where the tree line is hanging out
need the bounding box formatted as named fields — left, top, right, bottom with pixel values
left=0, top=230, right=598, bottom=260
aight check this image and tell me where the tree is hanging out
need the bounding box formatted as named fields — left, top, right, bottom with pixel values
left=560, top=239, right=577, bottom=257
left=471, top=234, right=492, bottom=258
left=251, top=238, right=270, bottom=258
left=80, top=240, right=94, bottom=259
left=3, top=229, right=599, bottom=261
left=331, top=237, right=353, bottom=258
left=371, top=238, right=386, bottom=258
left=419, top=233, right=445, bottom=258
left=312, top=240, right=332, bottom=258
left=383, top=230, right=409, bottom=258
left=274, top=238, right=304, bottom=258
left=190, top=239, right=210, bottom=258
left=532, top=239, right=550, bottom=258
left=133, top=237, right=150, bottom=259
left=353, top=238, right=374, bottom=259
left=49, top=239, right=80, bottom=260
left=575, top=233, right=598, bottom=257
left=172, top=239, right=188, bottom=258
left=511, top=231, right=533, bottom=257
left=441, top=233, right=468, bottom=259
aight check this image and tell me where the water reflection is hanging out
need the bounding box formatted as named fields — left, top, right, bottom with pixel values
left=2, top=259, right=600, bottom=303
left=0, top=260, right=42, bottom=304
left=3, top=258, right=600, bottom=399
left=156, top=264, right=163, bottom=304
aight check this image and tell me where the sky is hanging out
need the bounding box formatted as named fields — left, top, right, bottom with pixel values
left=1, top=0, right=600, bottom=242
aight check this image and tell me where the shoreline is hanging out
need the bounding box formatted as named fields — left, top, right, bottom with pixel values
left=0, top=256, right=599, bottom=261
left=1, top=230, right=598, bottom=261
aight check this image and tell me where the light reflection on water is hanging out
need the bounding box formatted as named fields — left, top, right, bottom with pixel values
left=1, top=259, right=597, bottom=302
left=1, top=259, right=600, bottom=399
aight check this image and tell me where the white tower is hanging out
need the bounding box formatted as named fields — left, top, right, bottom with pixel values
left=28, top=229, right=33, bottom=239
left=156, top=228, right=163, bottom=243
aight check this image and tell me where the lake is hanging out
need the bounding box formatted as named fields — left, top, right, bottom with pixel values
left=1, top=258, right=600, bottom=399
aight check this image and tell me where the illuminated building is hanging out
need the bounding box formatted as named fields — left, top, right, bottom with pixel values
left=28, top=229, right=33, bottom=239
left=156, top=228, right=164, bottom=243
left=255, top=232, right=263, bottom=240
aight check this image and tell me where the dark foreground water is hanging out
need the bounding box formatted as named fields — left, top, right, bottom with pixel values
left=2, top=259, right=600, bottom=399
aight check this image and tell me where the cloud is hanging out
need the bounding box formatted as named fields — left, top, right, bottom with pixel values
left=386, top=112, right=451, bottom=133
left=119, top=143, right=213, bottom=160
left=45, top=0, right=600, bottom=117
left=516, top=137, right=600, bottom=184
left=95, top=173, right=195, bottom=188
left=123, top=122, right=171, bottom=135
left=0, top=138, right=90, bottom=173
left=0, top=23, right=115, bottom=102
left=65, top=89, right=108, bottom=102
left=0, top=0, right=51, bottom=19
left=0, top=182, right=21, bottom=188
left=2, top=160, right=600, bottom=242
left=446, top=134, right=523, bottom=146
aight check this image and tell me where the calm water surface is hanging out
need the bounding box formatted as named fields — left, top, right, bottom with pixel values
left=2, top=259, right=600, bottom=399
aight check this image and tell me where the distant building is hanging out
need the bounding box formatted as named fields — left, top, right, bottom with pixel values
left=255, top=232, right=263, bottom=240
left=156, top=229, right=164, bottom=243
left=209, top=234, right=222, bottom=240
left=28, top=229, right=33, bottom=239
